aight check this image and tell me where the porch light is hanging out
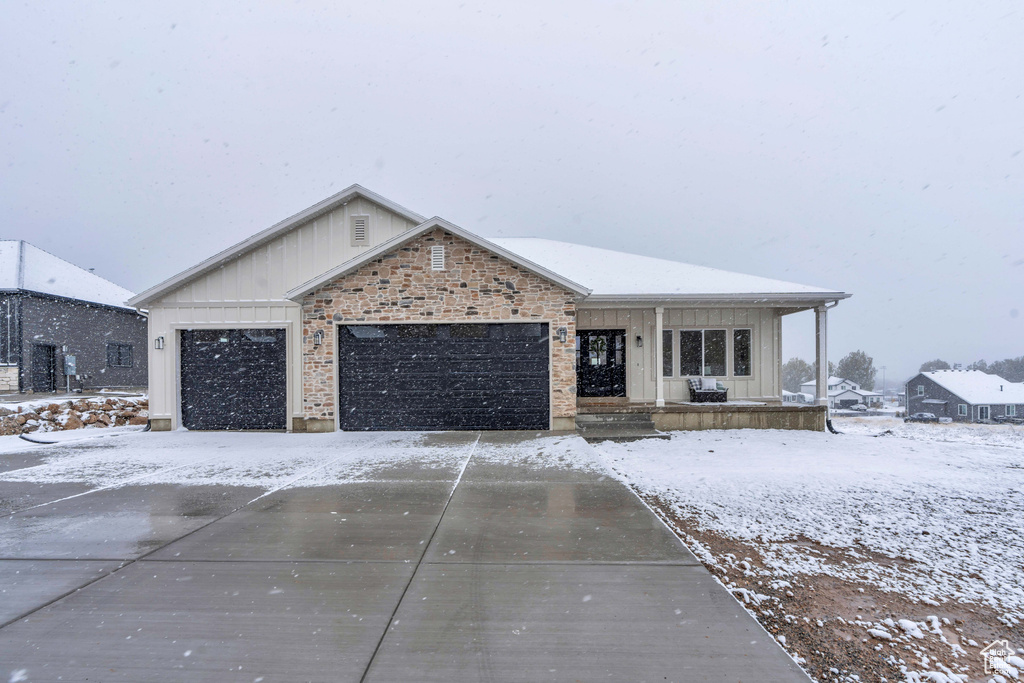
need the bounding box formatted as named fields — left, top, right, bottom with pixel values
left=313, top=330, right=324, bottom=347
left=557, top=327, right=568, bottom=343
left=154, top=336, right=165, bottom=350
left=636, top=335, right=643, bottom=348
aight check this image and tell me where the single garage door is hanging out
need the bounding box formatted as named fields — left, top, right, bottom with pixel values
left=180, top=328, right=287, bottom=430
left=338, top=323, right=549, bottom=431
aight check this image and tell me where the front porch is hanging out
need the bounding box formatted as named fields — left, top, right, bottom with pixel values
left=576, top=397, right=827, bottom=432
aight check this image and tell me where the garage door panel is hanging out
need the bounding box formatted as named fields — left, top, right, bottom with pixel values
left=180, top=329, right=287, bottom=431
left=338, top=323, right=549, bottom=431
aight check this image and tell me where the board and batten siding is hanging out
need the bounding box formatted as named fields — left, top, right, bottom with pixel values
left=158, top=197, right=418, bottom=305
left=576, top=307, right=782, bottom=402
left=146, top=198, right=417, bottom=428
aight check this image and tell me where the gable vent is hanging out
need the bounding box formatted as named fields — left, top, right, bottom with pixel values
left=431, top=245, right=445, bottom=270
left=350, top=215, right=370, bottom=246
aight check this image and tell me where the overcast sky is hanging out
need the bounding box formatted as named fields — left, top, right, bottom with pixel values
left=2, top=1, right=1021, bottom=386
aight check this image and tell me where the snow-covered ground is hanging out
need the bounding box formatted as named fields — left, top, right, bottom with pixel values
left=588, top=419, right=1024, bottom=682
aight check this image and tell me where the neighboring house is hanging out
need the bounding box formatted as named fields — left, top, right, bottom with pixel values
left=0, top=241, right=146, bottom=393
left=799, top=376, right=878, bottom=408
left=129, top=184, right=849, bottom=432
left=832, top=388, right=884, bottom=409
left=782, top=390, right=814, bottom=404
left=906, top=370, right=1024, bottom=423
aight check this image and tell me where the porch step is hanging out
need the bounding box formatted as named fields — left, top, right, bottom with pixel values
left=575, top=413, right=670, bottom=442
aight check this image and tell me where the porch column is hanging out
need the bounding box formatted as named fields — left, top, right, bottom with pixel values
left=814, top=305, right=828, bottom=409
left=655, top=306, right=665, bottom=407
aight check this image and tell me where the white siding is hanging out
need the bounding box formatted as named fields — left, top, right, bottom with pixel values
left=577, top=306, right=782, bottom=402
left=146, top=198, right=417, bottom=429
left=158, top=197, right=418, bottom=304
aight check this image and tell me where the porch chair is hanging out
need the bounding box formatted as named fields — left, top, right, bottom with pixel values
left=687, top=377, right=728, bottom=403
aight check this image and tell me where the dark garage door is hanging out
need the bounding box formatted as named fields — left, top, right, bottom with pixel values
left=180, top=329, right=287, bottom=430
left=338, top=323, right=549, bottom=431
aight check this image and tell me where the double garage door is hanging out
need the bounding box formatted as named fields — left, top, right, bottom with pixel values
left=338, top=323, right=550, bottom=431
left=179, top=323, right=550, bottom=431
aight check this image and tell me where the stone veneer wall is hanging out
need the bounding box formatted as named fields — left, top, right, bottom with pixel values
left=0, top=366, right=17, bottom=393
left=300, top=228, right=578, bottom=428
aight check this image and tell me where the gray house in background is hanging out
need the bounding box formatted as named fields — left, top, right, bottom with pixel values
left=0, top=241, right=147, bottom=393
left=906, top=370, right=1024, bottom=423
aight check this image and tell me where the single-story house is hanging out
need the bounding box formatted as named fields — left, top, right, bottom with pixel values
left=128, top=185, right=849, bottom=432
left=906, top=370, right=1024, bottom=422
left=799, top=376, right=877, bottom=409
left=782, top=390, right=814, bottom=404
left=0, top=240, right=147, bottom=393
left=832, top=388, right=883, bottom=409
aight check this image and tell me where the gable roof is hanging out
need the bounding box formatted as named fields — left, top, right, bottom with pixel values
left=488, top=238, right=849, bottom=303
left=0, top=240, right=135, bottom=309
left=919, top=370, right=1024, bottom=404
left=285, top=218, right=591, bottom=301
left=127, top=184, right=426, bottom=307
left=801, top=376, right=852, bottom=388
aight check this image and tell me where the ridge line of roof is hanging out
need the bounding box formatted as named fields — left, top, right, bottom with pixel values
left=128, top=184, right=427, bottom=307
left=284, top=217, right=592, bottom=300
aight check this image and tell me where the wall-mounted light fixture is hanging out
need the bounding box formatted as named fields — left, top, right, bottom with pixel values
left=636, top=335, right=643, bottom=348
left=556, top=327, right=568, bottom=343
left=313, top=330, right=324, bottom=347
left=154, top=336, right=165, bottom=350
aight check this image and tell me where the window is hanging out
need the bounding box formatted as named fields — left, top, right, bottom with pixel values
left=679, top=330, right=702, bottom=375
left=106, top=343, right=132, bottom=367
left=350, top=215, right=370, bottom=246
left=733, top=329, right=751, bottom=376
left=662, top=330, right=673, bottom=377
left=1007, top=405, right=1017, bottom=417
left=916, top=385, right=924, bottom=396
left=677, top=329, right=726, bottom=377
left=978, top=406, right=990, bottom=420
left=958, top=404, right=967, bottom=416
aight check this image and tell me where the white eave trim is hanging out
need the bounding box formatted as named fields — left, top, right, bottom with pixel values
left=127, top=184, right=427, bottom=307
left=285, top=217, right=592, bottom=301
left=579, top=292, right=851, bottom=307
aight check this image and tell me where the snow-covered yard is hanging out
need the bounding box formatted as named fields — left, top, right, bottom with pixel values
left=589, top=417, right=1024, bottom=683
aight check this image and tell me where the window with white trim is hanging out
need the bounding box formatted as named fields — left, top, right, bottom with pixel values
left=978, top=405, right=990, bottom=420
left=662, top=330, right=673, bottom=377
left=678, top=329, right=726, bottom=377
left=916, top=385, right=924, bottom=396
left=958, top=404, right=967, bottom=416
left=1007, top=405, right=1017, bottom=417
left=733, top=329, right=752, bottom=377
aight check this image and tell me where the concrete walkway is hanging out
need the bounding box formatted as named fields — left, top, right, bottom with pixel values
left=0, top=431, right=807, bottom=682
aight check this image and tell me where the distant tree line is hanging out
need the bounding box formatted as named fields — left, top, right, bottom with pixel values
left=918, top=356, right=1024, bottom=383
left=783, top=350, right=877, bottom=393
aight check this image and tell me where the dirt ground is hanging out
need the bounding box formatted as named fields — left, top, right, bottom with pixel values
left=644, top=492, right=1022, bottom=683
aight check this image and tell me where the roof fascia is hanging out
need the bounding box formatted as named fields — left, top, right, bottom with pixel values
left=579, top=292, right=850, bottom=309
left=128, top=185, right=427, bottom=307
left=285, top=217, right=592, bottom=301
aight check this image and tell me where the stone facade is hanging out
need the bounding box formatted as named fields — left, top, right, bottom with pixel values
left=300, top=228, right=578, bottom=429
left=0, top=365, right=17, bottom=393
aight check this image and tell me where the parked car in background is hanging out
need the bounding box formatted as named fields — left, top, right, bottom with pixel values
left=848, top=403, right=868, bottom=412
left=905, top=412, right=938, bottom=423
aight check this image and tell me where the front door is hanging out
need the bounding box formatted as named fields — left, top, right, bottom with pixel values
left=576, top=329, right=626, bottom=397
left=31, top=344, right=57, bottom=392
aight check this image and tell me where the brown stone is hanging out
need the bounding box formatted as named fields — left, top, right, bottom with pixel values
left=129, top=416, right=149, bottom=426
left=63, top=414, right=84, bottom=430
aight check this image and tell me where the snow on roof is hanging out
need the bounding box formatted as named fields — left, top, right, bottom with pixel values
left=0, top=240, right=136, bottom=309
left=801, top=376, right=850, bottom=387
left=922, top=370, right=1024, bottom=404
left=488, top=237, right=846, bottom=299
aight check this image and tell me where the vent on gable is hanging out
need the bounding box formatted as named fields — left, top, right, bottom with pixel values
left=350, top=215, right=370, bottom=246
left=431, top=245, right=445, bottom=270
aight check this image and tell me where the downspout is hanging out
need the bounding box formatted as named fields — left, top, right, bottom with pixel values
left=821, top=299, right=842, bottom=435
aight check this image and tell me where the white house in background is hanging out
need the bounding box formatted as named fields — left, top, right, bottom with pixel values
left=799, top=376, right=881, bottom=409
left=782, top=390, right=814, bottom=404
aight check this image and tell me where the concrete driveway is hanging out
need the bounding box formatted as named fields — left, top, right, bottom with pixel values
left=0, top=430, right=807, bottom=682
